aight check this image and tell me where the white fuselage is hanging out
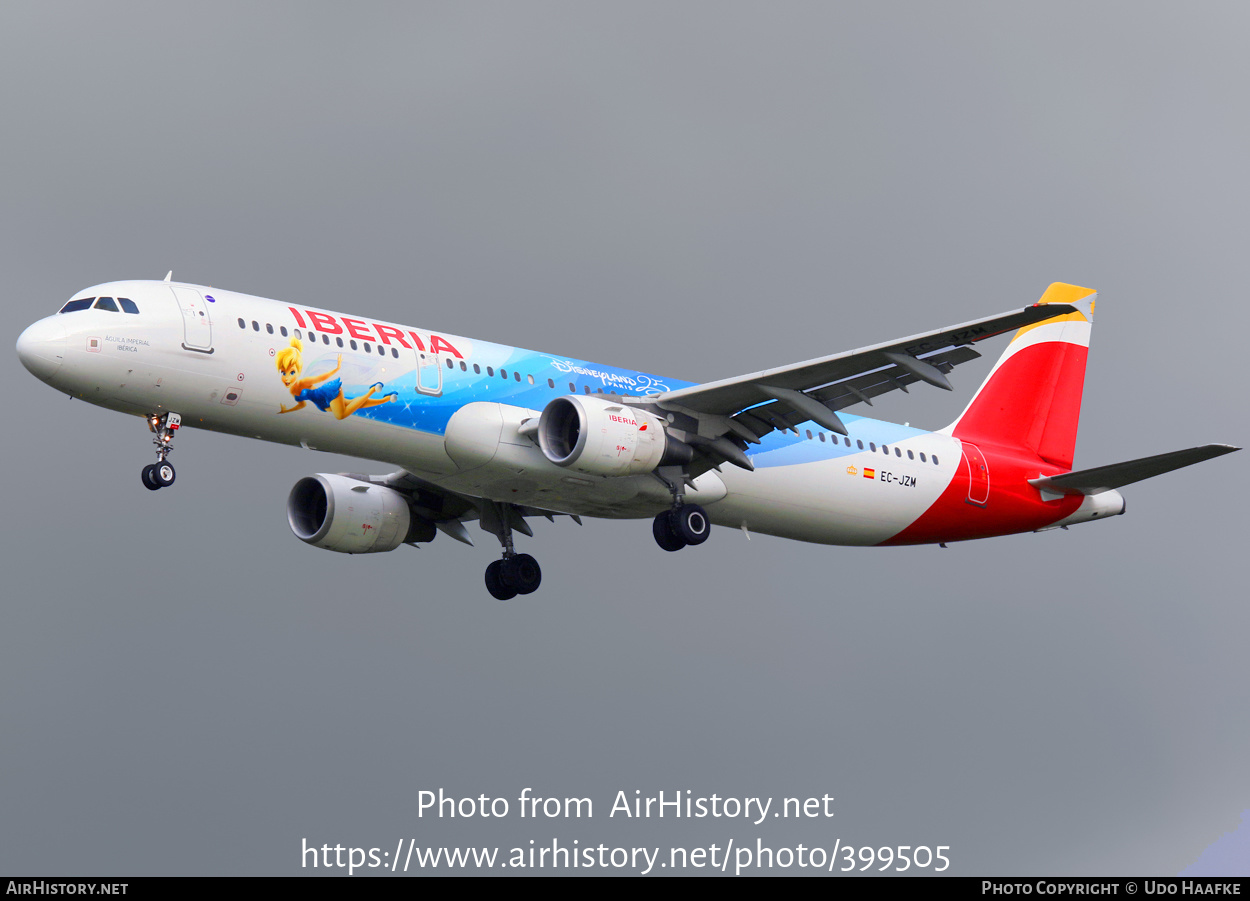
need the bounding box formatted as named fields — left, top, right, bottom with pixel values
left=20, top=279, right=976, bottom=546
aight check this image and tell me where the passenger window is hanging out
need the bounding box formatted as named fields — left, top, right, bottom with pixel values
left=569, top=383, right=575, bottom=392
left=528, top=374, right=535, bottom=385
left=280, top=326, right=288, bottom=337
left=895, top=447, right=901, bottom=457
left=363, top=343, right=371, bottom=353
left=252, top=321, right=260, bottom=331
left=391, top=348, right=398, bottom=357
left=118, top=298, right=139, bottom=314
left=515, top=372, right=522, bottom=382
left=869, top=443, right=876, bottom=451
left=336, top=337, right=343, bottom=347
left=349, top=340, right=357, bottom=350
left=500, top=369, right=508, bottom=379
left=460, top=361, right=467, bottom=371
left=487, top=367, right=494, bottom=376
left=237, top=318, right=246, bottom=329
left=932, top=455, right=939, bottom=465
left=583, top=385, right=590, bottom=394
left=60, top=298, right=94, bottom=313
left=322, top=334, right=330, bottom=344
left=473, top=364, right=481, bottom=374
left=294, top=329, right=302, bottom=339
left=919, top=452, right=927, bottom=462
left=907, top=450, right=914, bottom=460
left=266, top=323, right=274, bottom=334
left=548, top=379, right=554, bottom=388
left=857, top=440, right=864, bottom=450
left=446, top=358, right=454, bottom=369
left=881, top=444, right=888, bottom=454
left=806, top=430, right=813, bottom=440
left=94, top=297, right=119, bottom=312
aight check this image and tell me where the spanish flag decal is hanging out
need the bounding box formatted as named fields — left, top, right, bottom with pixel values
left=863, top=468, right=876, bottom=479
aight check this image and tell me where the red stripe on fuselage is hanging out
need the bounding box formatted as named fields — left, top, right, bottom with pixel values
left=881, top=442, right=1082, bottom=545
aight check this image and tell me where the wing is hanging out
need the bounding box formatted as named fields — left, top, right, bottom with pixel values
left=648, top=303, right=1078, bottom=469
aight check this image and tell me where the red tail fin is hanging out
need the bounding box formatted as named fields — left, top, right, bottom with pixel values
left=946, top=283, right=1096, bottom=470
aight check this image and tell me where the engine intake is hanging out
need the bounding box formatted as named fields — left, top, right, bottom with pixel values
left=287, top=474, right=432, bottom=553
left=537, top=395, right=690, bottom=477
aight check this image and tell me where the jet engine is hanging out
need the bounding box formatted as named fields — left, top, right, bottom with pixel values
left=287, top=474, right=433, bottom=553
left=537, top=394, right=691, bottom=477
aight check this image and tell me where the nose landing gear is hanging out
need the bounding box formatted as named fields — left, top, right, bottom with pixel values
left=141, top=412, right=181, bottom=491
left=141, top=460, right=176, bottom=490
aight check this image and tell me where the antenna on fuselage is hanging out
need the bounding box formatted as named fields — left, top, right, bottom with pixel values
left=163, top=271, right=172, bottom=283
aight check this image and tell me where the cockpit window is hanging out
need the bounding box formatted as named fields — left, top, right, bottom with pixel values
left=118, top=298, right=139, bottom=314
left=94, top=297, right=119, bottom=312
left=60, top=298, right=94, bottom=313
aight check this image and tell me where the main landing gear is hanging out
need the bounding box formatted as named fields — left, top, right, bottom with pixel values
left=480, top=501, right=542, bottom=600
left=141, top=411, right=181, bottom=491
left=652, top=503, right=710, bottom=552
left=650, top=465, right=711, bottom=552
left=485, top=554, right=542, bottom=601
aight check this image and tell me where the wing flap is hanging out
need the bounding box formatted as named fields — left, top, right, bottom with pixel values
left=725, top=346, right=980, bottom=442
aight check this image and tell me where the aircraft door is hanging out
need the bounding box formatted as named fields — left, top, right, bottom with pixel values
left=170, top=286, right=213, bottom=353
left=416, top=350, right=443, bottom=397
left=962, top=441, right=990, bottom=506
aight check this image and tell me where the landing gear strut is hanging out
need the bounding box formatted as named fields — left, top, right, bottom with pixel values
left=480, top=501, right=542, bottom=600
left=142, top=411, right=181, bottom=491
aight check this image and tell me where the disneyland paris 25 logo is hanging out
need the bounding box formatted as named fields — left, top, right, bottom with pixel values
left=547, top=358, right=668, bottom=394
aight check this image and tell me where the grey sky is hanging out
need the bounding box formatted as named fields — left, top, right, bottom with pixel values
left=2, top=2, right=1246, bottom=876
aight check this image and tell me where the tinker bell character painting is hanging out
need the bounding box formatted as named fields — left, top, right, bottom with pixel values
left=276, top=337, right=397, bottom=419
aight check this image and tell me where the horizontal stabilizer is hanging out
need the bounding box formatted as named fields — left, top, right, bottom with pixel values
left=1028, top=444, right=1239, bottom=496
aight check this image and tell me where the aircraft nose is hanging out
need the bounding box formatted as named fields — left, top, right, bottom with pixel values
left=17, top=316, right=67, bottom=383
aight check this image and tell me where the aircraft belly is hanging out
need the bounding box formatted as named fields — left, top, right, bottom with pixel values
left=427, top=448, right=673, bottom=516
left=711, top=454, right=953, bottom=546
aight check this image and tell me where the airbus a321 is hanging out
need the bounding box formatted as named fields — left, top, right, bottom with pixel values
left=17, top=278, right=1237, bottom=599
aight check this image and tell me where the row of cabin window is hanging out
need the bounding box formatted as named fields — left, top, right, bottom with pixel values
left=238, top=318, right=631, bottom=394
left=238, top=318, right=401, bottom=358
left=454, top=359, right=535, bottom=384
left=60, top=297, right=140, bottom=314
left=801, top=428, right=939, bottom=464
left=443, top=358, right=627, bottom=395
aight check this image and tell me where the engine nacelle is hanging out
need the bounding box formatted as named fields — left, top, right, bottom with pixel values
left=287, top=474, right=427, bottom=554
left=537, top=395, right=690, bottom=477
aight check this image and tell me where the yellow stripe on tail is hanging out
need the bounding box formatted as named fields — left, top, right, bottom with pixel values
left=1011, top=283, right=1096, bottom=342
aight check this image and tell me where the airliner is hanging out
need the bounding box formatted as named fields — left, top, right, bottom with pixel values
left=16, top=277, right=1237, bottom=599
